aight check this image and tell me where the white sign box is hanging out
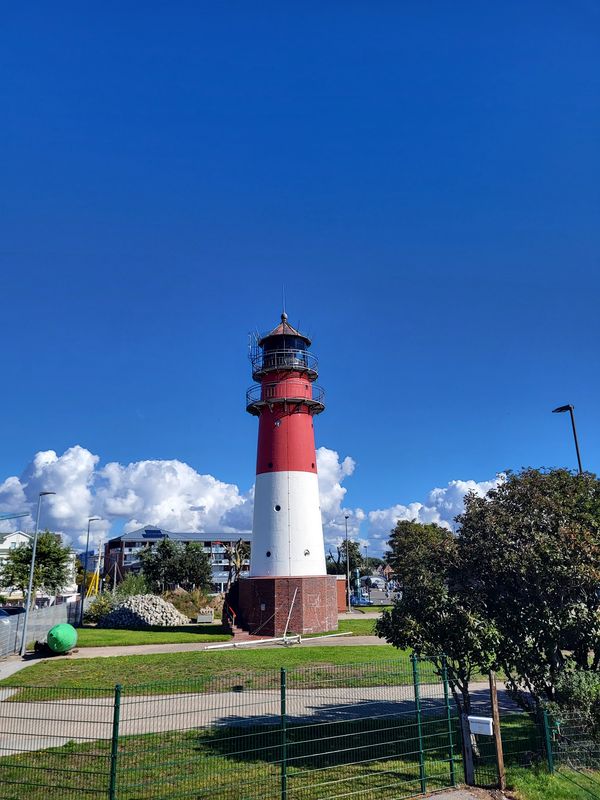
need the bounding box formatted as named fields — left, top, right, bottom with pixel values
left=468, top=715, right=494, bottom=736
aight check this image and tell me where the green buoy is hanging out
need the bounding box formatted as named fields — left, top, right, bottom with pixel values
left=47, top=623, right=78, bottom=654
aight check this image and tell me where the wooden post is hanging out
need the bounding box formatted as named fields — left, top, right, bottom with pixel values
left=460, top=713, right=475, bottom=785
left=489, top=671, right=506, bottom=790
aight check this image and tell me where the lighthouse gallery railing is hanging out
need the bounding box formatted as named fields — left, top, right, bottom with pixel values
left=246, top=381, right=325, bottom=411
left=250, top=348, right=319, bottom=379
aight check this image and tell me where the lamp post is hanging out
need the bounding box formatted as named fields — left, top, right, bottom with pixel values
left=363, top=544, right=370, bottom=600
left=344, top=514, right=351, bottom=613
left=20, top=491, right=55, bottom=656
left=80, top=517, right=101, bottom=626
left=552, top=404, right=583, bottom=474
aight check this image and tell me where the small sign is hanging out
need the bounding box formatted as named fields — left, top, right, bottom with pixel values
left=468, top=715, right=494, bottom=736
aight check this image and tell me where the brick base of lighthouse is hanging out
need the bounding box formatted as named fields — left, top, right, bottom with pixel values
left=237, top=576, right=338, bottom=637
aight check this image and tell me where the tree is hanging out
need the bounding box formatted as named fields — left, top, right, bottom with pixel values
left=139, top=539, right=212, bottom=592
left=180, top=542, right=212, bottom=590
left=326, top=540, right=363, bottom=574
left=364, top=556, right=384, bottom=573
left=377, top=469, right=600, bottom=712
left=376, top=520, right=497, bottom=714
left=139, top=539, right=179, bottom=591
left=457, top=468, right=600, bottom=706
left=0, top=530, right=72, bottom=607
left=221, top=539, right=250, bottom=591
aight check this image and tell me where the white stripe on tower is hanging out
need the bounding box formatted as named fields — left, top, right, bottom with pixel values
left=251, top=471, right=326, bottom=576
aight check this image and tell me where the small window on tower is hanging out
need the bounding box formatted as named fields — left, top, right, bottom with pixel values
left=275, top=505, right=281, bottom=512
left=268, top=462, right=273, bottom=468
left=311, top=462, right=315, bottom=468
left=266, top=551, right=272, bottom=558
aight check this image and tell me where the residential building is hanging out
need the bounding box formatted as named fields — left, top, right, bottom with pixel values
left=103, top=526, right=251, bottom=592
left=0, top=530, right=79, bottom=604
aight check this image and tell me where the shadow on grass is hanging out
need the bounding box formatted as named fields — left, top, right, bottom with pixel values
left=192, top=696, right=459, bottom=772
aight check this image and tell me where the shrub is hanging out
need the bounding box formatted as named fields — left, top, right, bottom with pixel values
left=544, top=669, right=600, bottom=736
left=162, top=588, right=215, bottom=619
left=85, top=593, right=116, bottom=623
left=114, top=573, right=150, bottom=598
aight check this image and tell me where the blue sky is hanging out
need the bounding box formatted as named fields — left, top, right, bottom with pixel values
left=1, top=3, right=599, bottom=552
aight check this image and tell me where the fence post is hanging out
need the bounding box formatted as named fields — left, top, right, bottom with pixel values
left=441, top=656, right=457, bottom=786
left=411, top=654, right=427, bottom=794
left=280, top=667, right=287, bottom=800
left=489, top=671, right=506, bottom=790
left=109, top=684, right=122, bottom=800
left=542, top=709, right=554, bottom=774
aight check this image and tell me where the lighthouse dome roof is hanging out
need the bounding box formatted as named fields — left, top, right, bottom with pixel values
left=258, top=313, right=311, bottom=347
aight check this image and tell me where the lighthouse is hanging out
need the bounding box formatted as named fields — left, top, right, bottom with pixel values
left=236, top=313, right=338, bottom=636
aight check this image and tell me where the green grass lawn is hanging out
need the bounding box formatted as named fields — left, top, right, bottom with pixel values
left=508, top=766, right=600, bottom=799
left=75, top=624, right=231, bottom=647
left=303, top=618, right=376, bottom=637
left=75, top=618, right=375, bottom=647
left=0, top=645, right=410, bottom=698
left=0, top=713, right=459, bottom=800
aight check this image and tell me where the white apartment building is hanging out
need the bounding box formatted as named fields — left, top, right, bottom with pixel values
left=0, top=530, right=79, bottom=604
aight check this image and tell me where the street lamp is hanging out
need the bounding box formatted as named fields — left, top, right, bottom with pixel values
left=20, top=491, right=56, bottom=656
left=344, top=514, right=351, bottom=613
left=552, top=404, right=583, bottom=474
left=80, top=517, right=101, bottom=626
left=363, top=544, right=370, bottom=600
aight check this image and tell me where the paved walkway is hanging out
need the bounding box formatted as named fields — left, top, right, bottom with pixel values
left=0, top=680, right=515, bottom=756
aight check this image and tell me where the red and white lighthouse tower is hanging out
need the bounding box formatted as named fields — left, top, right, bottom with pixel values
left=236, top=313, right=338, bottom=636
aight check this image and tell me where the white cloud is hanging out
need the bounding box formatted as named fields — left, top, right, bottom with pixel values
left=0, top=444, right=500, bottom=557
left=314, top=447, right=366, bottom=551
left=0, top=446, right=108, bottom=548
left=425, top=478, right=501, bottom=523
left=367, top=476, right=503, bottom=545
left=95, top=458, right=245, bottom=536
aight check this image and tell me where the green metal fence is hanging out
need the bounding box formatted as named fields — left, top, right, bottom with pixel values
left=541, top=710, right=600, bottom=795
left=0, top=655, right=460, bottom=800
left=550, top=710, right=600, bottom=771
left=470, top=706, right=546, bottom=788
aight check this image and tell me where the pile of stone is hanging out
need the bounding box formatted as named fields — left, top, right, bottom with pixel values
left=97, top=595, right=191, bottom=628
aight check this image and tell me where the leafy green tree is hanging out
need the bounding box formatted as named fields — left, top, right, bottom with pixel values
left=180, top=542, right=212, bottom=590
left=326, top=540, right=363, bottom=574
left=376, top=520, right=497, bottom=714
left=139, top=539, right=179, bottom=591
left=377, top=469, right=600, bottom=712
left=457, top=468, right=600, bottom=705
left=0, top=530, right=72, bottom=607
left=364, top=556, right=384, bottom=572
left=140, top=539, right=211, bottom=592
